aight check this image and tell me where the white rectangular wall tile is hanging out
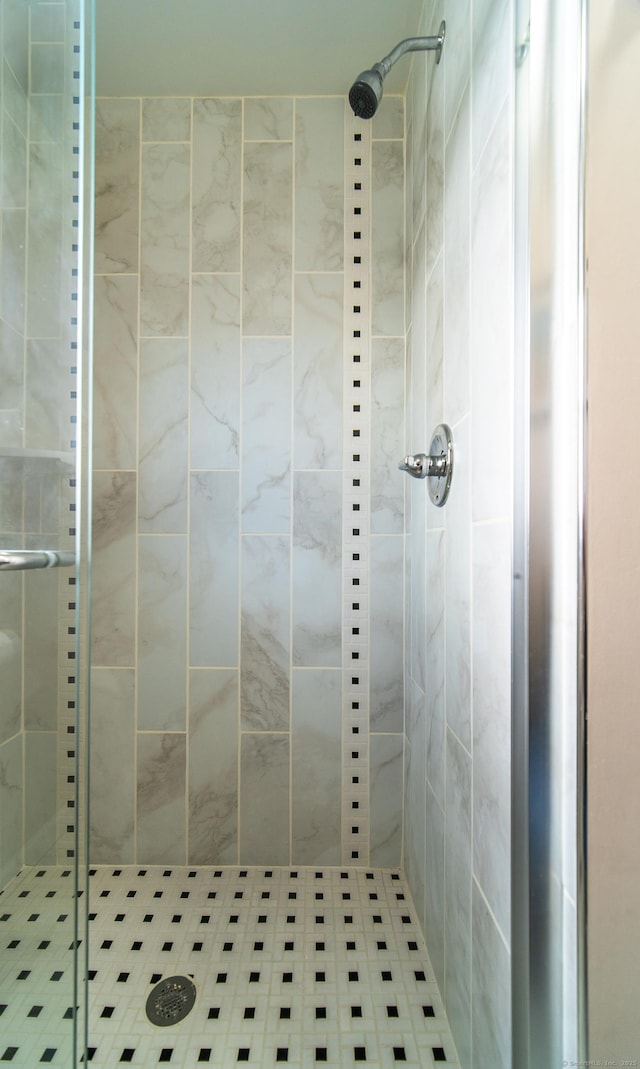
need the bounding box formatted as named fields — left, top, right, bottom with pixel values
left=190, top=273, right=241, bottom=469
left=241, top=338, right=291, bottom=533
left=91, top=470, right=137, bottom=667
left=293, top=272, right=343, bottom=470
left=470, top=100, right=513, bottom=524
left=142, top=96, right=191, bottom=142
left=472, top=519, right=511, bottom=938
left=137, top=732, right=187, bottom=865
left=94, top=98, right=140, bottom=274
left=138, top=338, right=188, bottom=533
left=140, top=142, right=190, bottom=336
left=369, top=733, right=404, bottom=867
left=0, top=735, right=23, bottom=885
left=294, top=97, right=344, bottom=271
left=445, top=416, right=471, bottom=752
left=24, top=730, right=56, bottom=864
left=192, top=97, right=241, bottom=272
left=292, top=668, right=342, bottom=865
left=93, top=274, right=138, bottom=471
left=426, top=529, right=445, bottom=806
left=189, top=471, right=239, bottom=668
left=90, top=668, right=135, bottom=863
left=371, top=141, right=405, bottom=336
left=369, top=534, right=404, bottom=732
left=472, top=881, right=512, bottom=1068
left=188, top=668, right=238, bottom=864
left=242, top=141, right=292, bottom=335
left=239, top=733, right=290, bottom=865
left=244, top=97, right=293, bottom=141
left=370, top=337, right=405, bottom=534
left=240, top=535, right=290, bottom=731
left=138, top=534, right=187, bottom=731
left=444, top=728, right=472, bottom=1069
left=292, top=471, right=342, bottom=667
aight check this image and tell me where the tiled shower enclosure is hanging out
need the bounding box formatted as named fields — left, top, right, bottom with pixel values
left=91, top=92, right=408, bottom=869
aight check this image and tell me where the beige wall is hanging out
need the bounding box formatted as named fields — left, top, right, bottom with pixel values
left=587, top=0, right=640, bottom=1057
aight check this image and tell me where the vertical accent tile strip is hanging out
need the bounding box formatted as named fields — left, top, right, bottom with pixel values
left=342, top=114, right=371, bottom=866
left=57, top=8, right=82, bottom=864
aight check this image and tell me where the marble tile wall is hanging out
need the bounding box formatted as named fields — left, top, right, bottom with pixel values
left=0, top=1, right=79, bottom=886
left=91, top=93, right=406, bottom=869
left=403, top=1, right=514, bottom=1067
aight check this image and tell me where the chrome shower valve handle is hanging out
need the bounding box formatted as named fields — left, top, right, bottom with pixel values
left=398, top=424, right=454, bottom=506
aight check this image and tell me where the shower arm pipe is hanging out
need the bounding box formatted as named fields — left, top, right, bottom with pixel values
left=374, top=26, right=446, bottom=77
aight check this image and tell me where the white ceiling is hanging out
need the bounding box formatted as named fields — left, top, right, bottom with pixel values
left=94, top=0, right=424, bottom=98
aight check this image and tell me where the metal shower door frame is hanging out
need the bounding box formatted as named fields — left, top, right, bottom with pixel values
left=511, top=0, right=588, bottom=1064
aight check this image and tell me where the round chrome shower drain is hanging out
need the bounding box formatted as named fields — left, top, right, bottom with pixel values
left=145, top=975, right=197, bottom=1026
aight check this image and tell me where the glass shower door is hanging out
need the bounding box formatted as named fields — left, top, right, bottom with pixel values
left=0, top=0, right=92, bottom=1064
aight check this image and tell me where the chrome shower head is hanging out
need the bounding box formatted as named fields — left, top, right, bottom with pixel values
left=349, top=65, right=385, bottom=120
left=348, top=22, right=446, bottom=120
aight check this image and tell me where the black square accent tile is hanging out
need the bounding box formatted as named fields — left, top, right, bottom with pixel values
left=223, top=942, right=234, bottom=952
left=131, top=941, right=142, bottom=951
left=377, top=941, right=387, bottom=950
left=382, top=971, right=393, bottom=982
left=283, top=972, right=293, bottom=983
left=100, top=1007, right=114, bottom=1019
left=433, top=1049, right=447, bottom=1062
left=120, top=1051, right=135, bottom=1063
left=280, top=1008, right=291, bottom=1020
left=351, top=1006, right=362, bottom=1018
left=244, top=1007, right=255, bottom=1019
left=192, top=942, right=203, bottom=952
left=284, top=941, right=294, bottom=952
left=408, top=941, right=419, bottom=951
left=197, top=1052, right=211, bottom=1064
left=315, top=1050, right=327, bottom=1062
left=207, top=1007, right=220, bottom=1019
left=249, top=971, right=260, bottom=982
left=315, top=970, right=326, bottom=982
left=40, top=1050, right=56, bottom=1063
left=117, top=972, right=129, bottom=983
left=387, top=1006, right=399, bottom=1018
left=393, top=1049, right=407, bottom=1062
left=216, top=973, right=227, bottom=984
left=315, top=1007, right=326, bottom=1019
left=151, top=973, right=162, bottom=984
left=348, top=971, right=359, bottom=982
left=28, top=1006, right=44, bottom=1018
left=17, top=970, right=31, bottom=980
left=237, top=1050, right=250, bottom=1062
left=162, top=942, right=173, bottom=952
left=354, top=1048, right=367, bottom=1062
left=315, top=941, right=325, bottom=951
left=415, top=970, right=427, bottom=981
left=423, top=1005, right=436, bottom=1018
left=346, top=941, right=357, bottom=951
left=1, top=1048, right=18, bottom=1061
left=254, top=942, right=264, bottom=951
left=276, top=1051, right=288, bottom=1063
left=159, top=1049, right=172, bottom=1062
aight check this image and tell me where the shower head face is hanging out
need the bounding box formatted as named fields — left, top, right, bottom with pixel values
left=349, top=67, right=384, bottom=119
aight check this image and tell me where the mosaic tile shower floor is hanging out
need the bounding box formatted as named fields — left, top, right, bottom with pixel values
left=1, top=866, right=460, bottom=1068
